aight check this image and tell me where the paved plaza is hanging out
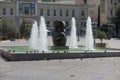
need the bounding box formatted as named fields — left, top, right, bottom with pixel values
left=0, top=57, right=120, bottom=80
left=0, top=37, right=120, bottom=80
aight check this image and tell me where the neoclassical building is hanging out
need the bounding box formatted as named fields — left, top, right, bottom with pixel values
left=0, top=0, right=88, bottom=35
left=99, top=0, right=120, bottom=36
left=100, top=0, right=120, bottom=24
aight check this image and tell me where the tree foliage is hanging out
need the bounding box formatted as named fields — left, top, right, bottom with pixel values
left=19, top=19, right=26, bottom=38
left=97, top=30, right=107, bottom=43
left=0, top=18, right=19, bottom=40
left=19, top=19, right=32, bottom=39
left=111, top=7, right=120, bottom=36
left=99, top=24, right=114, bottom=39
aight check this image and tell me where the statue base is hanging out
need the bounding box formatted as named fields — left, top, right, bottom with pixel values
left=51, top=46, right=69, bottom=50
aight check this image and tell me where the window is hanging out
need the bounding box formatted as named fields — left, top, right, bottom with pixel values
left=3, top=8, right=6, bottom=15
left=60, top=9, right=62, bottom=16
left=53, top=9, right=56, bottom=16
left=66, top=10, right=69, bottom=16
left=110, top=9, right=113, bottom=16
left=111, top=0, right=113, bottom=4
left=83, top=0, right=87, bottom=4
left=10, top=8, right=13, bottom=15
left=31, top=3, right=35, bottom=15
left=114, top=0, right=117, bottom=4
left=81, top=22, right=83, bottom=28
left=47, top=21, right=50, bottom=27
left=19, top=3, right=22, bottom=14
left=72, top=10, right=75, bottom=17
left=84, top=22, right=86, bottom=28
left=81, top=22, right=86, bottom=28
left=40, top=9, right=43, bottom=16
left=65, top=21, right=69, bottom=27
left=118, top=0, right=120, bottom=3
left=47, top=9, right=50, bottom=16
left=24, top=4, right=29, bottom=15
left=81, top=10, right=85, bottom=16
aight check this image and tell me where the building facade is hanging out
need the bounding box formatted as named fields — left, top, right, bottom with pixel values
left=0, top=0, right=88, bottom=36
left=99, top=0, right=120, bottom=36
left=100, top=0, right=120, bottom=24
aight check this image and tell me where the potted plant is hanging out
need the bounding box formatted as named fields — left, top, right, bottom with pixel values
left=96, top=30, right=108, bottom=48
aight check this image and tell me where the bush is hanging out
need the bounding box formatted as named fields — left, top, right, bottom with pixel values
left=97, top=30, right=107, bottom=43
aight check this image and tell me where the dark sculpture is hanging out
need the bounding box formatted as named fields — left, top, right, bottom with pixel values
left=52, top=21, right=67, bottom=47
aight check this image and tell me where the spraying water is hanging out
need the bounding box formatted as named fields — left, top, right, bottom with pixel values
left=85, top=16, right=94, bottom=50
left=29, top=21, right=38, bottom=49
left=69, top=17, right=77, bottom=48
left=37, top=16, right=48, bottom=51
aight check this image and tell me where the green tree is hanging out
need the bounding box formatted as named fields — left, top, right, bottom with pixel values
left=111, top=7, right=120, bottom=36
left=99, top=24, right=108, bottom=33
left=97, top=30, right=107, bottom=43
left=99, top=24, right=114, bottom=39
left=7, top=19, right=19, bottom=39
left=19, top=19, right=26, bottom=38
left=19, top=19, right=32, bottom=39
left=25, top=24, right=32, bottom=40
left=1, top=18, right=19, bottom=40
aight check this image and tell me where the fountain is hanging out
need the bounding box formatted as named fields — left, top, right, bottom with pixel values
left=37, top=16, right=48, bottom=51
left=29, top=16, right=48, bottom=51
left=69, top=17, right=77, bottom=48
left=85, top=16, right=94, bottom=50
left=1, top=16, right=118, bottom=61
left=29, top=21, right=38, bottom=49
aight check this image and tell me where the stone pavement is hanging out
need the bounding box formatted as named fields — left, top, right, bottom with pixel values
left=0, top=58, right=120, bottom=80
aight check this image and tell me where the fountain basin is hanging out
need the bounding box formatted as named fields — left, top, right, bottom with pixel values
left=1, top=46, right=120, bottom=53
left=1, top=46, right=120, bottom=61
left=51, top=46, right=69, bottom=50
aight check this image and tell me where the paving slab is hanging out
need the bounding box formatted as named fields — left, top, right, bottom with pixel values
left=0, top=58, right=120, bottom=80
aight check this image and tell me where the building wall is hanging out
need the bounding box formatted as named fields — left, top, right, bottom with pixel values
left=37, top=3, right=88, bottom=35
left=107, top=0, right=120, bottom=22
left=100, top=0, right=107, bottom=24
left=0, top=1, right=16, bottom=17
left=87, top=0, right=100, bottom=22
left=100, top=0, right=120, bottom=24
left=75, top=0, right=84, bottom=4
left=0, top=0, right=88, bottom=36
